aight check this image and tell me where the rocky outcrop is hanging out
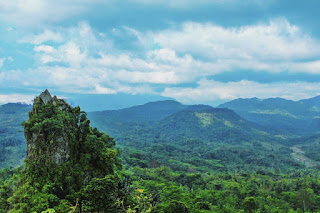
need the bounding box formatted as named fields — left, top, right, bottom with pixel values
left=25, top=90, right=71, bottom=165
left=11, top=89, right=121, bottom=212
left=39, top=89, right=54, bottom=105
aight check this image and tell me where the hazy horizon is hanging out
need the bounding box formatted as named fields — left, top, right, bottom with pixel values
left=1, top=90, right=320, bottom=112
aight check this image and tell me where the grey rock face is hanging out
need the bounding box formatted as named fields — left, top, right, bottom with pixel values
left=39, top=89, right=54, bottom=105
left=52, top=135, right=70, bottom=164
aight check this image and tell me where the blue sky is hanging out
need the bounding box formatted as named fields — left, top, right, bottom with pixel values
left=1, top=0, right=320, bottom=106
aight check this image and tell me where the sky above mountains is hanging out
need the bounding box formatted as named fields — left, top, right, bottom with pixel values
left=1, top=0, right=320, bottom=106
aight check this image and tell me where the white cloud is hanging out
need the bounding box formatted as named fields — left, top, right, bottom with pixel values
left=162, top=79, right=320, bottom=104
left=93, top=49, right=212, bottom=84
left=94, top=84, right=117, bottom=94
left=148, top=19, right=319, bottom=61
left=115, top=70, right=180, bottom=84
left=119, top=20, right=320, bottom=77
left=0, top=58, right=5, bottom=68
left=2, top=20, right=320, bottom=102
left=20, top=29, right=63, bottom=44
left=289, top=61, right=320, bottom=74
left=59, top=42, right=87, bottom=67
left=34, top=45, right=55, bottom=53
left=0, top=94, right=35, bottom=104
left=30, top=22, right=113, bottom=66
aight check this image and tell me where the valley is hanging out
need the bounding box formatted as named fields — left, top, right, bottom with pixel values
left=290, top=146, right=318, bottom=167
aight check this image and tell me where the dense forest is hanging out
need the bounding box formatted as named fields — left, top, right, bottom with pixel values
left=1, top=92, right=320, bottom=212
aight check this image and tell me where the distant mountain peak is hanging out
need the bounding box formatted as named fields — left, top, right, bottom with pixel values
left=185, top=104, right=214, bottom=111
left=300, top=95, right=320, bottom=107
left=143, top=100, right=182, bottom=106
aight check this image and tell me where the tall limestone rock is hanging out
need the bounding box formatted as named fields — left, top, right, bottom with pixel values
left=25, top=89, right=71, bottom=164
left=11, top=90, right=122, bottom=212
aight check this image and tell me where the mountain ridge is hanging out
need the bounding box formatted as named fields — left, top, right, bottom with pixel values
left=218, top=96, right=320, bottom=136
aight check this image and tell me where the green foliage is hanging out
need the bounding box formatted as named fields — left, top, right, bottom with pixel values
left=123, top=167, right=320, bottom=213
left=0, top=167, right=21, bottom=213
left=81, top=176, right=119, bottom=212
left=90, top=107, right=301, bottom=173
left=164, top=200, right=189, bottom=213
left=243, top=197, right=256, bottom=213
left=116, top=187, right=155, bottom=213
left=2, top=98, right=320, bottom=213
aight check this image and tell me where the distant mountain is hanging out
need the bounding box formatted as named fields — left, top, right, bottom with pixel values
left=88, top=100, right=275, bottom=143
left=66, top=93, right=174, bottom=112
left=156, top=108, right=268, bottom=143
left=0, top=99, right=303, bottom=172
left=219, top=97, right=320, bottom=136
left=0, top=103, right=31, bottom=168
left=88, top=101, right=298, bottom=172
left=300, top=95, right=320, bottom=107
left=88, top=100, right=188, bottom=123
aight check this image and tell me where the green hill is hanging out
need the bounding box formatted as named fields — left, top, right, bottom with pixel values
left=218, top=97, right=320, bottom=136
left=88, top=103, right=300, bottom=173
left=156, top=108, right=264, bottom=142
left=88, top=100, right=187, bottom=122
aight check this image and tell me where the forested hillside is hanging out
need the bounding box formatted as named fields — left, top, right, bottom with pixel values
left=219, top=97, right=320, bottom=136
left=88, top=101, right=301, bottom=173
left=1, top=95, right=320, bottom=212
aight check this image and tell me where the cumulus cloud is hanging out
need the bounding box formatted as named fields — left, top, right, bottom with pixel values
left=148, top=19, right=319, bottom=61
left=30, top=22, right=111, bottom=66
left=44, top=42, right=88, bottom=67
left=162, top=79, right=320, bottom=104
left=34, top=45, right=55, bottom=53
left=2, top=20, right=320, bottom=103
left=94, top=84, right=117, bottom=94
left=110, top=20, right=320, bottom=77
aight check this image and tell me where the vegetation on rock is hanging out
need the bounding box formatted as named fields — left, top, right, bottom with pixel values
left=2, top=90, right=123, bottom=212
